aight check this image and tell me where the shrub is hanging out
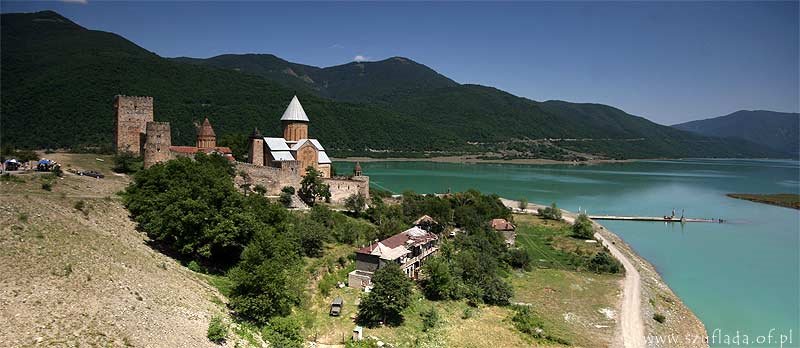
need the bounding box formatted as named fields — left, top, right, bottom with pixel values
left=206, top=315, right=228, bottom=343
left=588, top=251, right=622, bottom=274
left=506, top=248, right=532, bottom=270
left=653, top=313, right=666, bottom=323
left=262, top=316, right=303, bottom=348
left=41, top=182, right=52, bottom=191
left=113, top=152, right=143, bottom=174
left=572, top=213, right=594, bottom=239
left=74, top=200, right=87, bottom=214
left=279, top=186, right=295, bottom=207
left=537, top=202, right=562, bottom=220
left=18, top=212, right=28, bottom=223
left=518, top=198, right=528, bottom=210
left=187, top=260, right=205, bottom=273
left=344, top=193, right=367, bottom=215
left=420, top=307, right=440, bottom=332
left=298, top=167, right=330, bottom=206
left=253, top=184, right=267, bottom=196
left=461, top=307, right=476, bottom=320
left=511, top=305, right=544, bottom=338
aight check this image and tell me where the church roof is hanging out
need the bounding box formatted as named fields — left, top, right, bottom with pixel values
left=318, top=151, right=332, bottom=164
left=280, top=95, right=310, bottom=122
left=198, top=117, right=216, bottom=137
left=290, top=138, right=325, bottom=151
left=264, top=137, right=291, bottom=151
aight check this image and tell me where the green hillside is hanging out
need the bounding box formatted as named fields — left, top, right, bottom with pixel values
left=0, top=10, right=782, bottom=159
left=0, top=11, right=451, bottom=153
left=673, top=110, right=799, bottom=157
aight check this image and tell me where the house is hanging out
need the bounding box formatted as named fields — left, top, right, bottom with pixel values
left=348, top=226, right=439, bottom=289
left=491, top=218, right=516, bottom=247
left=413, top=214, right=439, bottom=232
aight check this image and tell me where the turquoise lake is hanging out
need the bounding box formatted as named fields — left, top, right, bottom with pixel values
left=334, top=159, right=799, bottom=346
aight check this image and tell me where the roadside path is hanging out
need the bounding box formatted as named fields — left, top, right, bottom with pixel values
left=500, top=198, right=645, bottom=348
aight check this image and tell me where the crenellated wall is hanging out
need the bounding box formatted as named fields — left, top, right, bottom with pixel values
left=235, top=162, right=369, bottom=203
left=114, top=95, right=154, bottom=155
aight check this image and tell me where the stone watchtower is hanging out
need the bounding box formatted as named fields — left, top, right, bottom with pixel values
left=281, top=95, right=309, bottom=141
left=114, top=95, right=154, bottom=155
left=143, top=122, right=171, bottom=168
left=196, top=117, right=217, bottom=149
left=248, top=128, right=264, bottom=166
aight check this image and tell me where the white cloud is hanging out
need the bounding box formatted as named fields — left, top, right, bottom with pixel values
left=329, top=44, right=344, bottom=49
left=353, top=55, right=369, bottom=62
left=61, top=0, right=88, bottom=4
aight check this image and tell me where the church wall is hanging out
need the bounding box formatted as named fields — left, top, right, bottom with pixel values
left=234, top=161, right=303, bottom=196
left=324, top=176, right=370, bottom=203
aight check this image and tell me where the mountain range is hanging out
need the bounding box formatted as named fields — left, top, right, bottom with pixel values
left=0, top=10, right=786, bottom=160
left=673, top=110, right=798, bottom=157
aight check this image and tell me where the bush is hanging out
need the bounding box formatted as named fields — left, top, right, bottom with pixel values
left=262, top=316, right=303, bottom=348
left=41, top=182, right=52, bottom=191
left=588, top=251, right=622, bottom=274
left=518, top=198, right=528, bottom=210
left=344, top=193, right=367, bottom=215
left=506, top=248, right=532, bottom=270
left=420, top=307, right=440, bottom=332
left=537, top=202, right=562, bottom=220
left=298, top=167, right=330, bottom=206
left=113, top=152, right=143, bottom=174
left=572, top=213, right=594, bottom=239
left=653, top=313, right=666, bottom=323
left=206, top=315, right=228, bottom=343
left=74, top=200, right=87, bottom=214
left=187, top=260, right=205, bottom=273
left=511, top=305, right=569, bottom=344
left=279, top=186, right=295, bottom=207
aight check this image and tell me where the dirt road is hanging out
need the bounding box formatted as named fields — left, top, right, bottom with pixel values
left=501, top=198, right=645, bottom=348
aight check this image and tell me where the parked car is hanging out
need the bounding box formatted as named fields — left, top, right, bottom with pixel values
left=78, top=170, right=104, bottom=179
left=330, top=297, right=343, bottom=316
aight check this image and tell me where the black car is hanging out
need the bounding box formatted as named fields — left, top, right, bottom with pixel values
left=79, top=170, right=104, bottom=178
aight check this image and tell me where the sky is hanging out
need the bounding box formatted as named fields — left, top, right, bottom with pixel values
left=1, top=1, right=798, bottom=125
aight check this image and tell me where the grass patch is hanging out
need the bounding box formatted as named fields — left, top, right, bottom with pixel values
left=727, top=193, right=800, bottom=210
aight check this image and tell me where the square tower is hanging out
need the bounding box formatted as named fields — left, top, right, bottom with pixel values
left=114, top=95, right=154, bottom=155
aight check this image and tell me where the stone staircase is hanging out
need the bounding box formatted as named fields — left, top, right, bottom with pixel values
left=289, top=194, right=310, bottom=210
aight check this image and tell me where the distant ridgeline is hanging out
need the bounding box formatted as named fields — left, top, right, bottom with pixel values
left=0, top=10, right=784, bottom=160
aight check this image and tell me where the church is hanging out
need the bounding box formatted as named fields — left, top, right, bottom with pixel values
left=247, top=96, right=332, bottom=178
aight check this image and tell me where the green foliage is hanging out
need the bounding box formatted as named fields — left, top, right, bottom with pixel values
left=369, top=187, right=393, bottom=199
left=356, top=264, right=413, bottom=327
left=228, top=228, right=304, bottom=325
left=1, top=173, right=25, bottom=183
left=653, top=313, right=666, bottom=323
left=74, top=200, right=87, bottom=214
left=571, top=213, right=594, bottom=239
left=0, top=145, right=38, bottom=162
left=290, top=216, right=329, bottom=258
left=506, top=248, right=532, bottom=271
left=511, top=305, right=570, bottom=344
left=279, top=186, right=295, bottom=207
left=518, top=198, right=528, bottom=210
left=420, top=307, right=440, bottom=332
left=537, top=203, right=562, bottom=221
left=262, top=316, right=304, bottom=348
left=298, top=167, right=330, bottom=206
left=112, top=152, right=143, bottom=174
left=122, top=153, right=281, bottom=264
left=344, top=193, right=367, bottom=215
left=217, top=133, right=249, bottom=161
left=187, top=260, right=205, bottom=273
left=588, top=251, right=622, bottom=274
left=206, top=315, right=228, bottom=343
left=253, top=184, right=267, bottom=196
left=41, top=181, right=52, bottom=191
left=421, top=256, right=465, bottom=300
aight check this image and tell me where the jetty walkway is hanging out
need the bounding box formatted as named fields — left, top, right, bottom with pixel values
left=588, top=215, right=723, bottom=223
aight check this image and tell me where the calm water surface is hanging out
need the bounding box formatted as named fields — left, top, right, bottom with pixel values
left=335, top=159, right=799, bottom=346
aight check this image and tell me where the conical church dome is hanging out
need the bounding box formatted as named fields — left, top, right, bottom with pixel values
left=280, top=95, right=310, bottom=122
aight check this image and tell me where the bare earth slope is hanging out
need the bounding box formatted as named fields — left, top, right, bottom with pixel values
left=0, top=155, right=230, bottom=347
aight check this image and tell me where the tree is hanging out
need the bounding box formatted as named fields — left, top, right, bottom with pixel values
left=112, top=152, right=142, bottom=174
left=518, top=198, right=528, bottom=210
left=537, top=202, right=562, bottom=221
left=298, top=167, right=330, bottom=206
left=279, top=186, right=295, bottom=207
left=344, top=193, right=367, bottom=215
left=356, top=264, right=413, bottom=327
left=228, top=228, right=304, bottom=325
left=572, top=213, right=594, bottom=239
left=421, top=256, right=464, bottom=300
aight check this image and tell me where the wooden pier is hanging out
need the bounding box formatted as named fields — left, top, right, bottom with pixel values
left=587, top=215, right=723, bottom=223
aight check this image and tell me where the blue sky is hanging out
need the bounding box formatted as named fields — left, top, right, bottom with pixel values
left=2, top=1, right=798, bottom=125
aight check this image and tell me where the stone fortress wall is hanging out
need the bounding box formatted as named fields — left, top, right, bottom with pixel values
left=143, top=122, right=172, bottom=168
left=114, top=96, right=153, bottom=155
left=234, top=162, right=369, bottom=204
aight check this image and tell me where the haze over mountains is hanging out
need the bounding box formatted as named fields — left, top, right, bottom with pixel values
left=673, top=110, right=799, bottom=157
left=1, top=10, right=787, bottom=160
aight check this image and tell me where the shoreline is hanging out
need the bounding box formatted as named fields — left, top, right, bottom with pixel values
left=500, top=198, right=708, bottom=348
left=334, top=155, right=637, bottom=165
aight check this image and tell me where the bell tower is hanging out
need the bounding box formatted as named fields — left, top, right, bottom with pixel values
left=281, top=95, right=310, bottom=142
